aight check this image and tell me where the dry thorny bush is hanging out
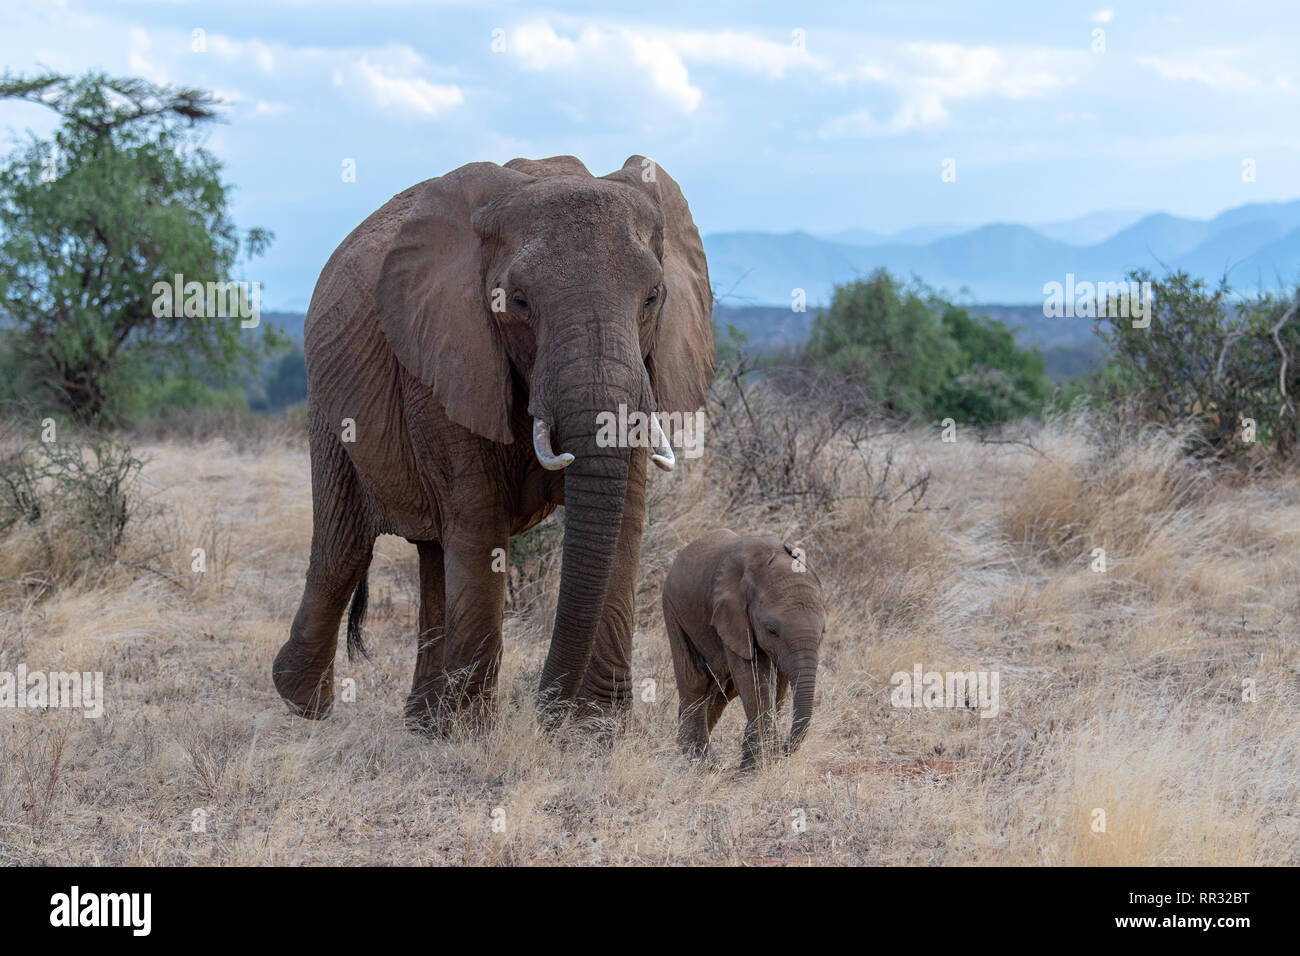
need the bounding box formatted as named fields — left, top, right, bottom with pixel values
left=0, top=415, right=146, bottom=594
left=705, top=356, right=931, bottom=520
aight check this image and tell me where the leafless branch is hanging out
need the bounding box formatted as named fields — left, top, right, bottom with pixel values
left=1270, top=294, right=1298, bottom=418
left=1215, top=329, right=1245, bottom=382
left=978, top=434, right=1047, bottom=458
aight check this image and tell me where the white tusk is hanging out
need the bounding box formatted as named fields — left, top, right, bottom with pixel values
left=649, top=413, right=676, bottom=472
left=533, top=418, right=574, bottom=471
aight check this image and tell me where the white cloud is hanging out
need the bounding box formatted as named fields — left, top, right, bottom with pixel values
left=822, top=42, right=1074, bottom=138
left=208, top=34, right=276, bottom=73
left=126, top=26, right=168, bottom=83
left=507, top=23, right=1074, bottom=131
left=511, top=20, right=582, bottom=70
left=511, top=20, right=701, bottom=112
left=506, top=21, right=827, bottom=114
left=818, top=102, right=940, bottom=139
left=904, top=43, right=1065, bottom=100
left=1090, top=8, right=1114, bottom=24
left=662, top=28, right=828, bottom=79
left=205, top=87, right=288, bottom=118
left=1138, top=53, right=1261, bottom=92
left=626, top=33, right=700, bottom=112
left=349, top=55, right=463, bottom=119
left=102, top=26, right=465, bottom=123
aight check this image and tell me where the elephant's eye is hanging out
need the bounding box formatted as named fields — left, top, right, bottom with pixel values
left=644, top=288, right=660, bottom=308
left=512, top=292, right=528, bottom=309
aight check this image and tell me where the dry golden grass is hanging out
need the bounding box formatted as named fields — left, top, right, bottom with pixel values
left=1, top=410, right=1298, bottom=865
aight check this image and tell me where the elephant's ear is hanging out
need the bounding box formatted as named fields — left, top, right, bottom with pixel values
left=602, top=156, right=714, bottom=421
left=709, top=550, right=753, bottom=661
left=375, top=162, right=532, bottom=445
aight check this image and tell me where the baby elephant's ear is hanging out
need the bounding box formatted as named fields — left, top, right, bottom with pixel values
left=709, top=552, right=753, bottom=660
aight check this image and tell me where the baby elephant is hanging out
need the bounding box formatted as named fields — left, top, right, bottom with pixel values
left=662, top=530, right=826, bottom=768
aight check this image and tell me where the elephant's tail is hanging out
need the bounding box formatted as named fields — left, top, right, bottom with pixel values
left=346, top=571, right=369, bottom=662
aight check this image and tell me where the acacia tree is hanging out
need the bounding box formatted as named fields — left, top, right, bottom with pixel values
left=0, top=71, right=277, bottom=422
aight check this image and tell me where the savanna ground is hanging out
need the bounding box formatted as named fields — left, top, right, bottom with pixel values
left=1, top=399, right=1298, bottom=865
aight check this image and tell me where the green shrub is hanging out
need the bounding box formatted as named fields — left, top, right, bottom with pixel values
left=807, top=270, right=958, bottom=418
left=935, top=305, right=1047, bottom=422
left=1096, top=271, right=1300, bottom=459
left=805, top=269, right=1047, bottom=424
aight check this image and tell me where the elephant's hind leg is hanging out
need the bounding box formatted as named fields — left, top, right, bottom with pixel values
left=274, top=429, right=376, bottom=719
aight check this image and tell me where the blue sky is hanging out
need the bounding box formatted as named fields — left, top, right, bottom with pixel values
left=2, top=0, right=1297, bottom=309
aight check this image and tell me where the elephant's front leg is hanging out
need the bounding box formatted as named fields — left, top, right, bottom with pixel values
left=405, top=540, right=446, bottom=732
left=577, top=447, right=647, bottom=715
left=732, top=647, right=779, bottom=771
left=409, top=528, right=508, bottom=734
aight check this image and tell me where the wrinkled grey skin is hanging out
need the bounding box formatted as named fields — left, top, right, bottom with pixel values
left=662, top=530, right=826, bottom=769
left=272, top=155, right=713, bottom=731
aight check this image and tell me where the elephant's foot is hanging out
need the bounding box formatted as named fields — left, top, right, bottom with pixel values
left=568, top=661, right=631, bottom=726
left=404, top=696, right=445, bottom=736
left=272, top=641, right=335, bottom=719
left=739, top=724, right=782, bottom=771
left=532, top=693, right=631, bottom=746
left=404, top=690, right=458, bottom=737
left=580, top=692, right=632, bottom=730
left=534, top=690, right=576, bottom=732
left=405, top=677, right=497, bottom=737
left=738, top=743, right=777, bottom=772
left=681, top=744, right=710, bottom=764
left=677, top=731, right=710, bottom=761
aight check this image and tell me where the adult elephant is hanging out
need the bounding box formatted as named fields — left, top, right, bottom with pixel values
left=272, top=155, right=713, bottom=732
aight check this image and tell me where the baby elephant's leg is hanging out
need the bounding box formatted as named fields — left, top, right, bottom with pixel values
left=707, top=686, right=731, bottom=735
left=682, top=686, right=731, bottom=757
left=666, top=619, right=714, bottom=758
left=677, top=692, right=712, bottom=757
left=733, top=648, right=779, bottom=770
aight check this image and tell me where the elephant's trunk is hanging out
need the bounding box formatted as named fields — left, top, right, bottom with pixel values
left=785, top=650, right=819, bottom=755
left=538, top=448, right=629, bottom=705
left=535, top=322, right=647, bottom=712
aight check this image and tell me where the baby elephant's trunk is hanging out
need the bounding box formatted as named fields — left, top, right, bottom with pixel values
left=785, top=650, right=818, bottom=755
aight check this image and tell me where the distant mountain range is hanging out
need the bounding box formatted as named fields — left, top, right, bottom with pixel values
left=263, top=199, right=1300, bottom=383
left=819, top=209, right=1149, bottom=249
left=706, top=199, right=1300, bottom=306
